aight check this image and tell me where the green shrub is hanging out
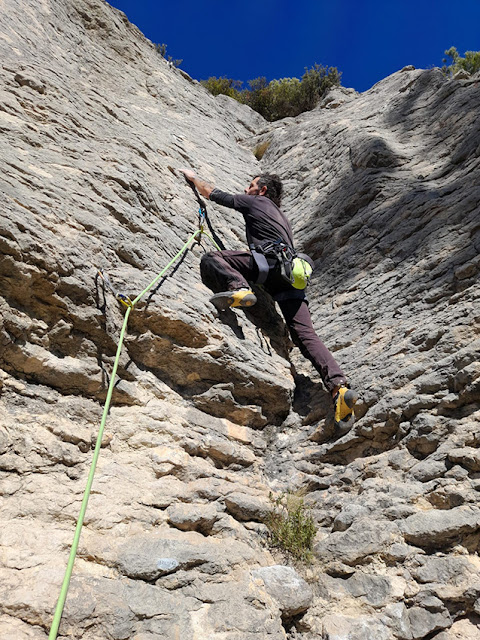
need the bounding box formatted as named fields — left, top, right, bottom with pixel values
left=265, top=492, right=317, bottom=561
left=442, top=46, right=480, bottom=76
left=200, top=76, right=243, bottom=100
left=264, top=77, right=303, bottom=120
left=301, top=63, right=342, bottom=110
left=243, top=76, right=272, bottom=119
left=201, top=63, right=342, bottom=121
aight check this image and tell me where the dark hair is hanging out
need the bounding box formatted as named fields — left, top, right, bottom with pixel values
left=255, top=174, right=283, bottom=207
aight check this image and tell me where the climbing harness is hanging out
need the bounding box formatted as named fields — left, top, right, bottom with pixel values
left=249, top=245, right=271, bottom=285
left=250, top=239, right=314, bottom=290
left=48, top=204, right=222, bottom=640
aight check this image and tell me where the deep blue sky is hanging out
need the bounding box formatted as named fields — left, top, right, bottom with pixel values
left=107, top=0, right=480, bottom=92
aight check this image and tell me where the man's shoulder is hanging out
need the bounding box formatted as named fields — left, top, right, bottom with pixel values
left=233, top=193, right=256, bottom=205
left=233, top=194, right=276, bottom=209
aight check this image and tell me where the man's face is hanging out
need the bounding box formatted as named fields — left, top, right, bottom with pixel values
left=245, top=177, right=266, bottom=196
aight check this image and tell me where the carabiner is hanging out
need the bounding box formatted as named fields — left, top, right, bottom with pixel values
left=116, top=293, right=134, bottom=309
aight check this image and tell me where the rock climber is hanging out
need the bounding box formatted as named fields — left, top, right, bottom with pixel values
left=181, top=169, right=358, bottom=431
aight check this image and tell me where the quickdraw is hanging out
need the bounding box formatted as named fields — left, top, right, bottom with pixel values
left=96, top=268, right=134, bottom=308
left=185, top=176, right=226, bottom=250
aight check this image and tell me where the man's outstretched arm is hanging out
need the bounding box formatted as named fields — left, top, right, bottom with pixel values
left=180, top=169, right=214, bottom=199
left=180, top=169, right=235, bottom=208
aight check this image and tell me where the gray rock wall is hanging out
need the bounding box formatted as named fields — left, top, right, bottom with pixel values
left=1, top=1, right=479, bottom=639
left=259, top=62, right=480, bottom=639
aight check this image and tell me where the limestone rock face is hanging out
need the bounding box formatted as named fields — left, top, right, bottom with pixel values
left=251, top=565, right=313, bottom=617
left=1, top=1, right=480, bottom=639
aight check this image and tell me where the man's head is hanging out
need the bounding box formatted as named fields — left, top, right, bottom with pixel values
left=245, top=174, right=283, bottom=207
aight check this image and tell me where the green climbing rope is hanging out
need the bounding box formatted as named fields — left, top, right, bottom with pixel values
left=49, top=226, right=221, bottom=639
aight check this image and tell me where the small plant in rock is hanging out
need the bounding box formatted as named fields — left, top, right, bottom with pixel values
left=265, top=492, right=317, bottom=562
left=155, top=42, right=183, bottom=68
left=254, top=139, right=271, bottom=161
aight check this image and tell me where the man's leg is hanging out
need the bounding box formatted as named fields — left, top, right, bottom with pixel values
left=200, top=251, right=257, bottom=309
left=277, top=297, right=358, bottom=428
left=278, top=297, right=346, bottom=393
left=200, top=250, right=254, bottom=291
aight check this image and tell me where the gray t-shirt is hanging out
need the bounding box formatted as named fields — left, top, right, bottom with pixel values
left=209, top=189, right=294, bottom=249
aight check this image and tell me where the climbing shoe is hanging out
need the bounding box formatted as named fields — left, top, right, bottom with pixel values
left=210, top=288, right=257, bottom=311
left=333, top=386, right=358, bottom=433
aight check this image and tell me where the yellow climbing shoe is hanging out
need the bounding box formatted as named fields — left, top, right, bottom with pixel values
left=210, top=288, right=257, bottom=311
left=333, top=386, right=358, bottom=431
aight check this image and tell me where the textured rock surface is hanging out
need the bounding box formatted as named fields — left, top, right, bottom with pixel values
left=1, top=0, right=480, bottom=639
left=252, top=565, right=313, bottom=617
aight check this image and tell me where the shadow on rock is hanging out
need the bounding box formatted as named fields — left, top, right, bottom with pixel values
left=244, top=286, right=291, bottom=362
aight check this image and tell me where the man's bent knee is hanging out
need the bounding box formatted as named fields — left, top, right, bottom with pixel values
left=200, top=251, right=226, bottom=290
left=200, top=251, right=221, bottom=265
